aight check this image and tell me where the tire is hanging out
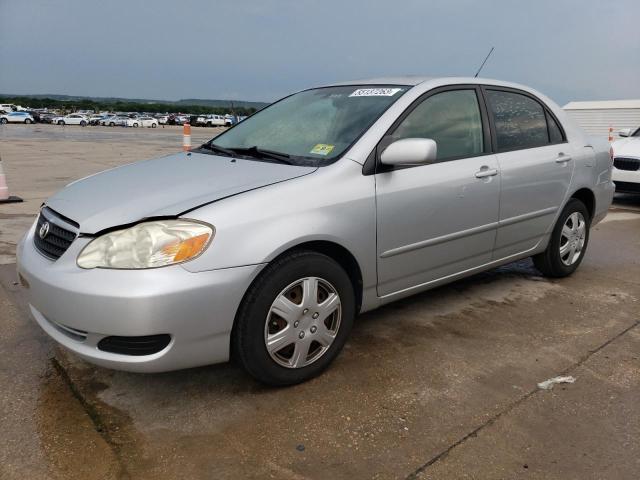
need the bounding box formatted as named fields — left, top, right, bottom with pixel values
left=0, top=118, right=7, bottom=124
left=233, top=250, right=355, bottom=386
left=151, top=123, right=157, bottom=128
left=58, top=120, right=65, bottom=125
left=80, top=120, right=87, bottom=126
left=533, top=198, right=590, bottom=278
left=25, top=119, right=32, bottom=124
left=109, top=122, right=115, bottom=127
left=133, top=123, right=138, bottom=128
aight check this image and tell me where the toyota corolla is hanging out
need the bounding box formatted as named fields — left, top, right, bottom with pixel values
left=17, top=77, right=614, bottom=385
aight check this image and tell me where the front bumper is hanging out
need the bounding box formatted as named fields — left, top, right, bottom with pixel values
left=17, top=223, right=264, bottom=372
left=612, top=167, right=640, bottom=192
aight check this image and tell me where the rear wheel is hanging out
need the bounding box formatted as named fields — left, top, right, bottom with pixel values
left=151, top=123, right=157, bottom=128
left=533, top=198, right=590, bottom=277
left=0, top=118, right=7, bottom=124
left=233, top=251, right=355, bottom=386
left=80, top=120, right=87, bottom=126
left=109, top=122, right=115, bottom=127
left=25, top=118, right=32, bottom=124
left=133, top=123, right=138, bottom=128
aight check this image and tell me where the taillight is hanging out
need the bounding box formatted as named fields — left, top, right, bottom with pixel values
left=609, top=146, right=614, bottom=166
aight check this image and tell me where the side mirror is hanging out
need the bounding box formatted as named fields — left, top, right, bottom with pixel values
left=380, top=138, right=437, bottom=166
left=618, top=128, right=631, bottom=138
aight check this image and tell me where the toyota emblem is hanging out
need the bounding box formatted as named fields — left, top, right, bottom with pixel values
left=39, top=221, right=50, bottom=240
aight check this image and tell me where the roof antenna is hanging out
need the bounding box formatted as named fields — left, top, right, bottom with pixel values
left=474, top=47, right=495, bottom=78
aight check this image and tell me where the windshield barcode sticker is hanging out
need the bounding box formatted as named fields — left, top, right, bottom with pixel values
left=349, top=88, right=402, bottom=97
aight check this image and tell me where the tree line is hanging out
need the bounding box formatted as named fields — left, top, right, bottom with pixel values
left=0, top=96, right=259, bottom=116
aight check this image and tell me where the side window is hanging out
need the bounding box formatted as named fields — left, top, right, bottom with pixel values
left=390, top=89, right=484, bottom=160
left=547, top=112, right=564, bottom=144
left=486, top=90, right=548, bottom=150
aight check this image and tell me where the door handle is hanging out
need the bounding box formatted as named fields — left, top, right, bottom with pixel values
left=475, top=167, right=498, bottom=179
left=555, top=154, right=572, bottom=164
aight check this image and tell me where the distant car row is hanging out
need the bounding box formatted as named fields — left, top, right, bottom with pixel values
left=0, top=110, right=246, bottom=127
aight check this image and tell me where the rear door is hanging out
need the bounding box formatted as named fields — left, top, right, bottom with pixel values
left=375, top=86, right=500, bottom=296
left=483, top=88, right=573, bottom=259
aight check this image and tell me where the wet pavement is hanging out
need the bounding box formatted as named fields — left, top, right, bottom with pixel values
left=1, top=125, right=639, bottom=479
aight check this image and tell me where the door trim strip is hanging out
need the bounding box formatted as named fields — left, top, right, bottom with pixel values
left=378, top=206, right=557, bottom=259
left=380, top=221, right=499, bottom=258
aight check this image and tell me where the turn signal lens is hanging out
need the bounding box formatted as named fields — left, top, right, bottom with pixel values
left=77, top=220, right=214, bottom=269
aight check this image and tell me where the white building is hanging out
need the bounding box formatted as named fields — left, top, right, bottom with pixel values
left=563, top=99, right=640, bottom=139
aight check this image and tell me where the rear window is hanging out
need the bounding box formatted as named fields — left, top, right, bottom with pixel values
left=486, top=90, right=549, bottom=150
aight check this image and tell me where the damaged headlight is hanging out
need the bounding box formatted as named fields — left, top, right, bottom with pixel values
left=77, top=220, right=214, bottom=269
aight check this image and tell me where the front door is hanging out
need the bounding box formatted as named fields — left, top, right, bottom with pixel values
left=375, top=87, right=501, bottom=297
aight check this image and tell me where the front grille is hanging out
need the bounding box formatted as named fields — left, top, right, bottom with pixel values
left=98, top=334, right=172, bottom=356
left=33, top=207, right=78, bottom=260
left=614, top=157, right=640, bottom=171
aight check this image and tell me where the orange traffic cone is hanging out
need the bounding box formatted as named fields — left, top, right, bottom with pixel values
left=0, top=154, right=23, bottom=204
left=183, top=123, right=191, bottom=152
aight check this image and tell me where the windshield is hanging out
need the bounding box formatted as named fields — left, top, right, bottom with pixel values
left=208, top=85, right=408, bottom=164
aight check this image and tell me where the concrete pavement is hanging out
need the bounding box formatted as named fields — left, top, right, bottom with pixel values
left=1, top=124, right=638, bottom=479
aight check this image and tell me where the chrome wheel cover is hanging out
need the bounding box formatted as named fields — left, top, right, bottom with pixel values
left=264, top=277, right=342, bottom=369
left=560, top=212, right=586, bottom=266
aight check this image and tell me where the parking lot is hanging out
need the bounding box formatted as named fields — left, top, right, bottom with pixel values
left=1, top=124, right=639, bottom=479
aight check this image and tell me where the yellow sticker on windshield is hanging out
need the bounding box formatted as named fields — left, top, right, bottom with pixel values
left=310, top=144, right=335, bottom=156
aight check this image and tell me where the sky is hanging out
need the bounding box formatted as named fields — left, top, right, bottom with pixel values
left=1, top=0, right=639, bottom=106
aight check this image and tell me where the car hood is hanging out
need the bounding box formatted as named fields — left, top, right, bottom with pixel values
left=612, top=137, right=640, bottom=158
left=45, top=151, right=316, bottom=234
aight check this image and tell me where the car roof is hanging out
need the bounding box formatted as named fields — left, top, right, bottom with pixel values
left=322, top=76, right=537, bottom=91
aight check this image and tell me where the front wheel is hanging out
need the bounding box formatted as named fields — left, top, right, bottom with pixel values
left=0, top=118, right=7, bottom=124
left=533, top=198, right=590, bottom=277
left=58, top=120, right=65, bottom=125
left=233, top=251, right=355, bottom=386
left=151, top=123, right=157, bottom=128
left=80, top=120, right=87, bottom=126
left=25, top=118, right=32, bottom=124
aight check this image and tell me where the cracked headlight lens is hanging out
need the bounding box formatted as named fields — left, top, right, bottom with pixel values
left=77, top=220, right=213, bottom=269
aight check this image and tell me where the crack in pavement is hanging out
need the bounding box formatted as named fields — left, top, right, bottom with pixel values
left=404, top=319, right=640, bottom=479
left=51, top=357, right=130, bottom=480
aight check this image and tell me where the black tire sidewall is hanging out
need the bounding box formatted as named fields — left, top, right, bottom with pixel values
left=547, top=199, right=591, bottom=276
left=235, top=252, right=355, bottom=386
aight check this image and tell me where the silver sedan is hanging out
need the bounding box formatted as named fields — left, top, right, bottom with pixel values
left=17, top=77, right=614, bottom=385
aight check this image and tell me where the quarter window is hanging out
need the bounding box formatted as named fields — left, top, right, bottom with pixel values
left=390, top=89, right=484, bottom=160
left=486, top=90, right=549, bottom=150
left=547, top=112, right=564, bottom=144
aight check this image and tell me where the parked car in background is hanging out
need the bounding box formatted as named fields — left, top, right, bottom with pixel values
left=196, top=114, right=226, bottom=127
left=100, top=115, right=128, bottom=127
left=52, top=114, right=89, bottom=126
left=157, top=115, right=169, bottom=125
left=126, top=116, right=158, bottom=128
left=0, top=104, right=18, bottom=113
left=39, top=113, right=58, bottom=124
left=17, top=77, right=614, bottom=386
left=173, top=115, right=189, bottom=125
left=0, top=111, right=35, bottom=124
left=611, top=126, right=640, bottom=193
left=25, top=111, right=42, bottom=123
left=89, top=114, right=109, bottom=126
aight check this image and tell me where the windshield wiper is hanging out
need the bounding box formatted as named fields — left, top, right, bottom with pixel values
left=228, top=146, right=293, bottom=165
left=199, top=142, right=236, bottom=157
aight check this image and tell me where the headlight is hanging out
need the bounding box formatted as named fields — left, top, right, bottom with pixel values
left=77, top=220, right=214, bottom=269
